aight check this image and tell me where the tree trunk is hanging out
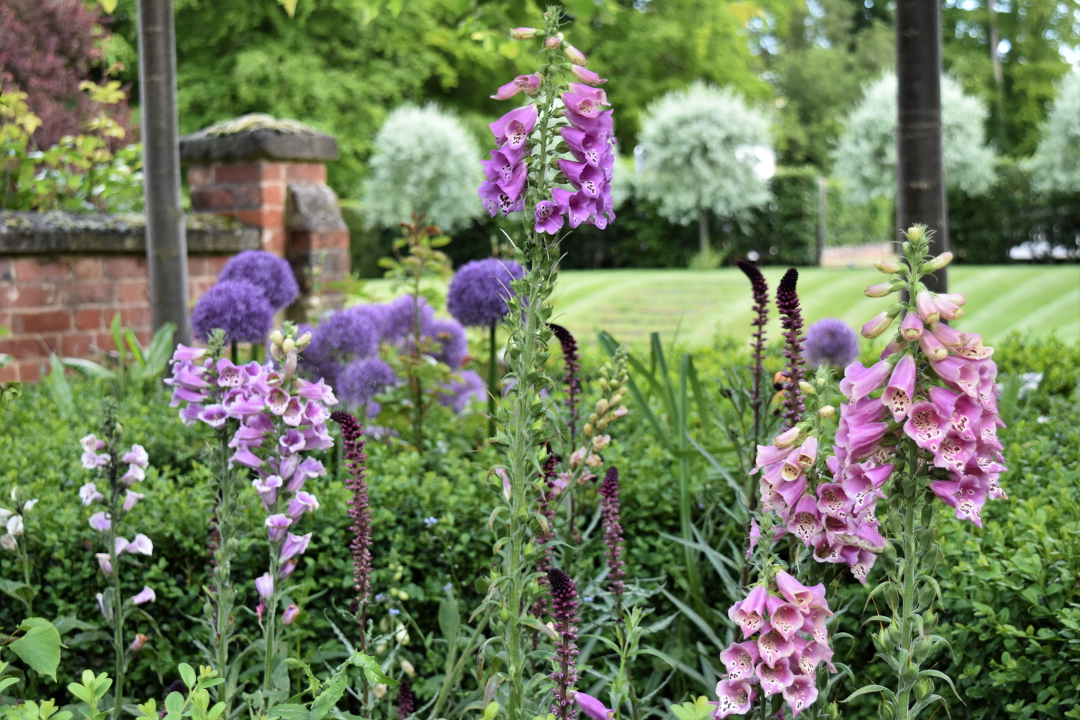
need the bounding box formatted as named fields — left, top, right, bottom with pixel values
left=896, top=0, right=949, bottom=293
left=698, top=208, right=709, bottom=256
left=816, top=176, right=827, bottom=265
left=138, top=0, right=191, bottom=343
left=987, top=0, right=1008, bottom=148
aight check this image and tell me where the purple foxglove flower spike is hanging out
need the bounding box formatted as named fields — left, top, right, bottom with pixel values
left=130, top=586, right=156, bottom=605
left=548, top=568, right=580, bottom=720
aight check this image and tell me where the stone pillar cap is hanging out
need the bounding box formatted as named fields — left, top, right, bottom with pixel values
left=180, top=113, right=338, bottom=164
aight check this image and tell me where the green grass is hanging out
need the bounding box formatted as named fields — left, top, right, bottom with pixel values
left=357, top=265, right=1080, bottom=347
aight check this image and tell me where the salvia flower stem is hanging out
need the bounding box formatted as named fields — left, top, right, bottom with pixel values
left=776, top=268, right=806, bottom=430
left=598, top=466, right=626, bottom=621
left=548, top=568, right=580, bottom=720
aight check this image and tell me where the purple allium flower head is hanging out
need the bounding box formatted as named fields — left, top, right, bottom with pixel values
left=548, top=568, right=580, bottom=720
left=191, top=280, right=274, bottom=344
left=382, top=295, right=436, bottom=344
left=446, top=258, right=525, bottom=328
left=438, top=370, right=486, bottom=414
left=332, top=411, right=372, bottom=609
left=313, top=309, right=380, bottom=360
left=428, top=318, right=468, bottom=369
left=338, top=358, right=398, bottom=407
left=352, top=305, right=387, bottom=339
left=218, top=250, right=299, bottom=310
left=397, top=679, right=415, bottom=719
left=804, top=318, right=860, bottom=370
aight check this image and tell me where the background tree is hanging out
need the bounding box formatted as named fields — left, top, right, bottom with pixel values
left=1028, top=70, right=1080, bottom=193
left=0, top=0, right=133, bottom=148
left=360, top=104, right=484, bottom=232
left=832, top=72, right=997, bottom=205
left=635, top=83, right=772, bottom=256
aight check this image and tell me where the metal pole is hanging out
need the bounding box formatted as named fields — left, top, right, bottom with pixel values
left=138, top=0, right=191, bottom=343
left=896, top=0, right=949, bottom=293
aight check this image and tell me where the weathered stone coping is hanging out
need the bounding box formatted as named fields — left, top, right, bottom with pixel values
left=0, top=211, right=261, bottom=255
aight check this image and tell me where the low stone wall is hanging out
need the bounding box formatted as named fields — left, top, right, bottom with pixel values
left=0, top=212, right=260, bottom=383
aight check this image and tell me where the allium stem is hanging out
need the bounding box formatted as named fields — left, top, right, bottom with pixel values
left=598, top=466, right=626, bottom=621
left=548, top=568, right=580, bottom=720
left=776, top=268, right=806, bottom=430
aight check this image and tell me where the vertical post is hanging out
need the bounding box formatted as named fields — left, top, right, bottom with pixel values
left=698, top=207, right=709, bottom=256
left=816, top=176, right=827, bottom=265
left=138, top=0, right=191, bottom=344
left=896, top=0, right=949, bottom=293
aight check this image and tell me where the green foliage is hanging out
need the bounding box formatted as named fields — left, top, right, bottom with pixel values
left=361, top=104, right=484, bottom=232
left=0, top=85, right=143, bottom=213
left=1027, top=71, right=1080, bottom=193
left=5, top=619, right=62, bottom=682
left=636, top=83, right=772, bottom=225
left=832, top=72, right=998, bottom=204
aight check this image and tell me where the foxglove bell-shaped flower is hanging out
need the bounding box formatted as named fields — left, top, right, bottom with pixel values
left=757, top=658, right=795, bottom=696
left=491, top=75, right=541, bottom=99
left=88, top=512, right=111, bottom=532
left=915, top=291, right=940, bottom=323
left=489, top=105, right=538, bottom=152
left=882, top=353, right=916, bottom=422
left=122, top=445, right=149, bottom=468
left=574, top=692, right=611, bottom=720
left=900, top=311, right=924, bottom=340
left=80, top=483, right=104, bottom=505
left=96, top=553, right=112, bottom=574
left=860, top=311, right=893, bottom=339
left=265, top=514, right=292, bottom=542
left=728, top=584, right=767, bottom=638
left=280, top=532, right=312, bottom=563
left=130, top=586, right=156, bottom=605
left=122, top=490, right=144, bottom=512
left=714, top=679, right=756, bottom=718
left=840, top=360, right=892, bottom=402
left=783, top=675, right=819, bottom=717
left=282, top=604, right=300, bottom=625
left=255, top=572, right=274, bottom=600
left=570, top=66, right=606, bottom=85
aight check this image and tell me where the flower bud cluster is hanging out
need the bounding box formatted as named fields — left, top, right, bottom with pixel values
left=715, top=571, right=835, bottom=718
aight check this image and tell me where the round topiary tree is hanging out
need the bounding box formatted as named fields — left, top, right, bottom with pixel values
left=361, top=104, right=484, bottom=232
left=635, top=82, right=773, bottom=255
left=832, top=72, right=997, bottom=205
left=1028, top=70, right=1080, bottom=193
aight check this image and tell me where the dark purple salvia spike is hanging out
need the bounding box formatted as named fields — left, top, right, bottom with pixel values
left=776, top=268, right=806, bottom=430
left=330, top=411, right=372, bottom=642
left=547, top=568, right=580, bottom=720
left=736, top=261, right=770, bottom=446
left=397, top=679, right=415, bottom=719
left=531, top=448, right=560, bottom=619
left=549, top=324, right=582, bottom=445
left=598, top=466, right=626, bottom=619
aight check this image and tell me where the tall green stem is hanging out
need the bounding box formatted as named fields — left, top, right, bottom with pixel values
left=106, top=444, right=125, bottom=720
left=210, top=427, right=237, bottom=715
left=488, top=322, right=498, bottom=439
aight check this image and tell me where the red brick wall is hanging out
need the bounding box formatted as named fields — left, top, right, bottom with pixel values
left=0, top=255, right=229, bottom=383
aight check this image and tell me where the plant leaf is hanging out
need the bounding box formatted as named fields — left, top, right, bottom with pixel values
left=10, top=618, right=62, bottom=681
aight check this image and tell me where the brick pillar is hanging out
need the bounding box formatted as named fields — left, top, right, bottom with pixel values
left=180, top=114, right=349, bottom=318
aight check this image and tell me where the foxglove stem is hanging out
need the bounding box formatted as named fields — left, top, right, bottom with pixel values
left=488, top=322, right=498, bottom=438
left=496, top=10, right=567, bottom=719
left=776, top=268, right=806, bottom=429
left=102, top=413, right=126, bottom=720
left=210, top=426, right=239, bottom=717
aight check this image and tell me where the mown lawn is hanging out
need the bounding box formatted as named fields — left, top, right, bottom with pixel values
left=358, top=265, right=1080, bottom=347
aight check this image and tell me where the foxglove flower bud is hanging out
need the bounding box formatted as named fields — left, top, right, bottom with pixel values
left=860, top=311, right=892, bottom=339
left=935, top=295, right=964, bottom=321
left=130, top=586, right=156, bottom=605
left=922, top=252, right=953, bottom=272
left=563, top=43, right=587, bottom=65
left=570, top=66, right=606, bottom=85
left=900, top=311, right=923, bottom=341
left=282, top=603, right=300, bottom=625
left=256, top=572, right=275, bottom=600
left=915, top=291, right=940, bottom=323
left=918, top=332, right=949, bottom=362
left=96, top=553, right=113, bottom=574
left=875, top=260, right=904, bottom=274
left=864, top=282, right=893, bottom=298
left=130, top=633, right=148, bottom=652
left=510, top=27, right=538, bottom=39
left=544, top=36, right=561, bottom=50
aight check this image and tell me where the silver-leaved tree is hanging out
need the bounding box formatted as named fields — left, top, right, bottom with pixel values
left=361, top=104, right=484, bottom=233
left=635, top=82, right=772, bottom=259
left=832, top=72, right=998, bottom=205
left=1028, top=70, right=1080, bottom=194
